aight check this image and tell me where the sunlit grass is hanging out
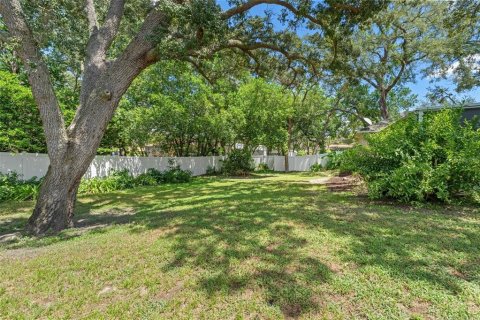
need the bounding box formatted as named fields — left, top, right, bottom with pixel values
left=0, top=172, right=478, bottom=319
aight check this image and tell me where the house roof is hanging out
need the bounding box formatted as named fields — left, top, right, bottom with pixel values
left=414, top=102, right=480, bottom=113
left=357, top=102, right=480, bottom=134
left=356, top=120, right=391, bottom=133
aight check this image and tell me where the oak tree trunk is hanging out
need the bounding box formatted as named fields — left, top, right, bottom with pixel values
left=27, top=144, right=97, bottom=235
left=379, top=90, right=389, bottom=120
left=27, top=166, right=80, bottom=235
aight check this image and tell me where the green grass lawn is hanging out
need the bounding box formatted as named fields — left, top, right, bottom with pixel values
left=0, top=172, right=479, bottom=319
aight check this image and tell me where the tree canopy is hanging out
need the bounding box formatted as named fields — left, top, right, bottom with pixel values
left=0, top=0, right=478, bottom=235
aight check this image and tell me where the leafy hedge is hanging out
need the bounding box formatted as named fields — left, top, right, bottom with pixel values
left=337, top=109, right=480, bottom=203
left=0, top=160, right=192, bottom=202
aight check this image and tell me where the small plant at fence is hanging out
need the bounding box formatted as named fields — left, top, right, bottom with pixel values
left=79, top=164, right=192, bottom=195
left=205, top=165, right=220, bottom=176
left=256, top=162, right=272, bottom=173
left=221, top=149, right=254, bottom=176
left=0, top=172, right=41, bottom=202
left=324, top=152, right=343, bottom=170
left=309, top=163, right=323, bottom=172
left=1, top=163, right=194, bottom=201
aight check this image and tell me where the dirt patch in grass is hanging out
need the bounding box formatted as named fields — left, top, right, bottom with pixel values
left=409, top=300, right=433, bottom=319
left=155, top=280, right=184, bottom=301
left=325, top=175, right=362, bottom=192
left=0, top=244, right=49, bottom=260
left=281, top=302, right=303, bottom=319
left=309, top=175, right=362, bottom=192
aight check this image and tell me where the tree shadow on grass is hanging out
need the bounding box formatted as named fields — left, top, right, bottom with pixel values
left=0, top=176, right=479, bottom=316
left=302, top=194, right=480, bottom=295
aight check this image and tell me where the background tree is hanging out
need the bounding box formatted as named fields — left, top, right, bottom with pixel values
left=230, top=77, right=292, bottom=153
left=313, top=1, right=449, bottom=120
left=429, top=0, right=480, bottom=91
left=0, top=70, right=45, bottom=153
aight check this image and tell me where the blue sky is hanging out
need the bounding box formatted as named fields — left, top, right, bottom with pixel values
left=218, top=1, right=480, bottom=105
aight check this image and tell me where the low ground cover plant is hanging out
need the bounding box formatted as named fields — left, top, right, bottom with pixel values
left=1, top=160, right=192, bottom=201
left=337, top=108, right=480, bottom=203
left=256, top=162, right=273, bottom=173
left=309, top=163, right=323, bottom=172
left=0, top=172, right=41, bottom=202
left=79, top=161, right=192, bottom=194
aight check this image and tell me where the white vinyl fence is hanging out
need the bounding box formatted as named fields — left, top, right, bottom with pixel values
left=0, top=152, right=328, bottom=180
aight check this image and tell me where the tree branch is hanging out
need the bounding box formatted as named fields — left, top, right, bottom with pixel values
left=97, top=0, right=126, bottom=53
left=222, top=39, right=319, bottom=75
left=222, top=0, right=325, bottom=27
left=71, top=8, right=169, bottom=137
left=0, top=0, right=67, bottom=159
left=183, top=57, right=215, bottom=85
left=82, top=0, right=126, bottom=106
left=85, top=0, right=98, bottom=35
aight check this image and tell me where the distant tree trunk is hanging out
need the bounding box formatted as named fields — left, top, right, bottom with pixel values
left=284, top=118, right=293, bottom=172
left=379, top=89, right=389, bottom=120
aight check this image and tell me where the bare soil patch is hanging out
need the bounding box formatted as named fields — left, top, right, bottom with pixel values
left=310, top=175, right=362, bottom=192
left=325, top=175, right=362, bottom=192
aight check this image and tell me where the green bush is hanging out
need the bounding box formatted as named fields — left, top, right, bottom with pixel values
left=79, top=169, right=135, bottom=194
left=221, top=149, right=254, bottom=176
left=325, top=152, right=343, bottom=170
left=0, top=163, right=193, bottom=201
left=79, top=163, right=191, bottom=195
left=309, top=163, right=323, bottom=172
left=0, top=172, right=41, bottom=202
left=205, top=165, right=220, bottom=176
left=160, top=159, right=192, bottom=183
left=337, top=109, right=480, bottom=203
left=256, top=162, right=272, bottom=173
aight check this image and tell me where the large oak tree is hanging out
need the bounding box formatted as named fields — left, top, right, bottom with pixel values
left=0, top=0, right=382, bottom=235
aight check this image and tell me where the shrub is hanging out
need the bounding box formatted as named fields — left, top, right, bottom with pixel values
left=205, top=165, right=220, bottom=176
left=134, top=173, right=158, bottom=186
left=1, top=162, right=194, bottom=201
left=160, top=159, right=192, bottom=183
left=324, top=152, right=343, bottom=170
left=79, top=169, right=136, bottom=194
left=221, top=149, right=254, bottom=176
left=79, top=163, right=192, bottom=195
left=0, top=172, right=41, bottom=202
left=309, top=163, right=323, bottom=172
left=256, top=163, right=272, bottom=172
left=337, top=109, right=480, bottom=203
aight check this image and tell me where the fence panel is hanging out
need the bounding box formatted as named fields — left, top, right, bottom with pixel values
left=0, top=152, right=329, bottom=180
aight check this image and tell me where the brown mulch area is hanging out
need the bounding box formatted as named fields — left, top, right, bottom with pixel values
left=324, top=175, right=362, bottom=192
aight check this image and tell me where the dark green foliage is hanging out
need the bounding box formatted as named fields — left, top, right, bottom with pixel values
left=309, top=163, right=323, bottom=172
left=0, top=71, right=46, bottom=153
left=0, top=172, right=41, bottom=202
left=78, top=162, right=192, bottom=195
left=338, top=109, right=480, bottom=203
left=160, top=159, right=193, bottom=183
left=205, top=166, right=220, bottom=176
left=324, top=152, right=343, bottom=170
left=0, top=162, right=193, bottom=201
left=256, top=163, right=272, bottom=173
left=78, top=169, right=138, bottom=194
left=221, top=149, right=254, bottom=176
